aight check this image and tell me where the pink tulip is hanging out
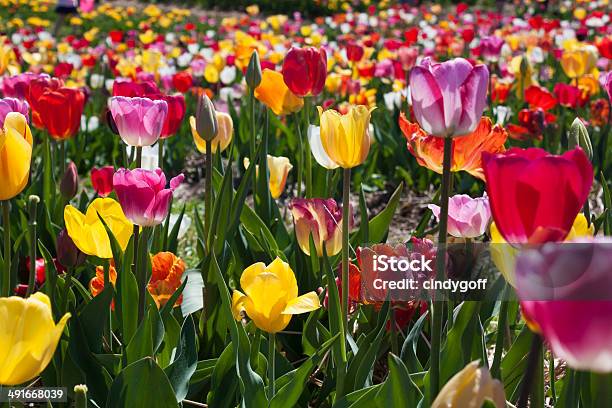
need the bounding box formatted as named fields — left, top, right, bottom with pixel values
left=0, top=98, right=29, bottom=128
left=428, top=194, right=491, bottom=238
left=516, top=238, right=612, bottom=372
left=109, top=96, right=168, bottom=147
left=603, top=71, right=612, bottom=102
left=409, top=57, right=489, bottom=137
left=113, top=168, right=184, bottom=227
left=397, top=46, right=418, bottom=71
left=1, top=72, right=48, bottom=99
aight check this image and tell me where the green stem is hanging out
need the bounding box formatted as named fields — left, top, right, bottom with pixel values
left=429, top=136, right=453, bottom=402
left=2, top=201, right=11, bottom=297
left=549, top=350, right=556, bottom=405
left=205, top=140, right=213, bottom=254
left=137, top=227, right=150, bottom=323
left=158, top=138, right=164, bottom=172
left=295, top=113, right=304, bottom=198
left=491, top=282, right=509, bottom=379
left=135, top=146, right=143, bottom=168
left=518, top=335, right=543, bottom=408
left=60, top=139, right=67, bottom=175
left=338, top=167, right=351, bottom=398
left=250, top=89, right=257, bottom=200
left=304, top=99, right=313, bottom=198
left=390, top=307, right=398, bottom=355
left=268, top=332, right=276, bottom=398
left=26, top=199, right=39, bottom=297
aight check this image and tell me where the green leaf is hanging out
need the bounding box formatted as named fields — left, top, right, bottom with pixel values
left=80, top=285, right=114, bottom=354
left=167, top=205, right=185, bottom=253
left=126, top=305, right=165, bottom=365
left=322, top=249, right=347, bottom=379
left=165, top=316, right=198, bottom=402
left=400, top=310, right=427, bottom=373
left=208, top=343, right=239, bottom=407
left=107, top=357, right=178, bottom=408
left=351, top=183, right=403, bottom=246
left=374, top=353, right=420, bottom=407
left=180, top=269, right=204, bottom=316
left=501, top=326, right=535, bottom=400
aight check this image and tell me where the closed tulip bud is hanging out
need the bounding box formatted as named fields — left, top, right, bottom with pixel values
left=519, top=55, right=529, bottom=79
left=57, top=229, right=86, bottom=269
left=195, top=94, right=218, bottom=142
left=28, top=195, right=39, bottom=221
left=568, top=118, right=592, bottom=160
left=60, top=161, right=79, bottom=200
left=246, top=51, right=262, bottom=90
left=74, top=385, right=88, bottom=408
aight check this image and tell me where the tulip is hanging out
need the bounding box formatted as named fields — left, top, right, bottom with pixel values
left=267, top=155, right=293, bottom=199
left=1, top=72, right=48, bottom=100
left=346, top=43, right=365, bottom=62
left=603, top=71, right=612, bottom=101
left=516, top=238, right=612, bottom=372
left=113, top=168, right=184, bottom=227
left=91, top=166, right=115, bottom=197
left=400, top=114, right=507, bottom=181
left=112, top=79, right=161, bottom=97
left=254, top=69, right=304, bottom=116
left=479, top=35, right=504, bottom=62
left=90, top=262, right=117, bottom=304
left=428, top=194, right=490, bottom=239
left=0, top=112, right=33, bottom=200
left=232, top=257, right=321, bottom=333
left=398, top=46, right=418, bottom=71
left=282, top=47, right=327, bottom=97
left=148, top=252, right=186, bottom=308
left=246, top=51, right=262, bottom=90
left=568, top=118, right=593, bottom=160
left=64, top=198, right=133, bottom=259
left=483, top=147, right=593, bottom=244
left=0, top=292, right=70, bottom=385
left=553, top=83, right=583, bottom=109
left=409, top=57, right=489, bottom=137
left=26, top=76, right=63, bottom=129
left=308, top=125, right=338, bottom=169
left=59, top=161, right=79, bottom=201
left=289, top=198, right=349, bottom=257
left=0, top=98, right=29, bottom=128
left=191, top=111, right=233, bottom=154
left=315, top=105, right=374, bottom=169
left=37, top=87, right=86, bottom=140
left=560, top=45, right=598, bottom=79
left=172, top=71, right=193, bottom=93
left=194, top=94, right=218, bottom=142
left=160, top=94, right=186, bottom=138
left=56, top=229, right=86, bottom=269
left=432, top=361, right=506, bottom=408
left=109, top=96, right=168, bottom=147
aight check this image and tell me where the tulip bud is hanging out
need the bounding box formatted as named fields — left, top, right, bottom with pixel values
left=60, top=162, right=79, bottom=200
left=246, top=51, right=262, bottom=90
left=28, top=195, right=39, bottom=222
left=57, top=229, right=86, bottom=269
left=195, top=94, right=218, bottom=142
left=568, top=118, right=592, bottom=160
left=74, top=384, right=88, bottom=408
left=519, top=56, right=529, bottom=78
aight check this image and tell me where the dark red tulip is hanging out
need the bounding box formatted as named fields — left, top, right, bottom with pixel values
left=57, top=229, right=86, bottom=269
left=26, top=76, right=63, bottom=128
left=60, top=161, right=79, bottom=200
left=160, top=94, right=186, bottom=138
left=172, top=71, right=193, bottom=93
left=346, top=43, right=365, bottom=62
left=37, top=87, right=86, bottom=140
left=483, top=147, right=593, bottom=244
left=554, top=83, right=584, bottom=108
left=91, top=166, right=115, bottom=197
left=282, top=47, right=327, bottom=97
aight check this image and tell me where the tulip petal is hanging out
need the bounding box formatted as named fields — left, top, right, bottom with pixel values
left=455, top=65, right=490, bottom=136
left=308, top=125, right=339, bottom=169
left=410, top=66, right=446, bottom=136
left=281, top=292, right=321, bottom=315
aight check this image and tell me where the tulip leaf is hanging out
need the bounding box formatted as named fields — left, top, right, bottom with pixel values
left=190, top=358, right=217, bottom=387
left=240, top=204, right=281, bottom=259
left=600, top=172, right=612, bottom=235
left=400, top=310, right=428, bottom=373
left=80, top=284, right=114, bottom=353
left=107, top=357, right=178, bottom=408
left=357, top=185, right=369, bottom=244
left=181, top=269, right=204, bottom=317
left=331, top=385, right=381, bottom=408
left=166, top=204, right=185, bottom=253
left=126, top=304, right=165, bottom=365
left=208, top=343, right=239, bottom=407
left=322, top=249, right=347, bottom=382
left=229, top=143, right=262, bottom=233
left=210, top=252, right=268, bottom=407
left=351, top=182, right=403, bottom=247
left=160, top=276, right=188, bottom=318
left=270, top=333, right=340, bottom=408
left=374, top=353, right=421, bottom=406
left=157, top=313, right=181, bottom=369
left=501, top=326, right=535, bottom=401
left=165, top=316, right=198, bottom=402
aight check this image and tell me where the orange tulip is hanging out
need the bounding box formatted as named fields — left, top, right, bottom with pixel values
left=148, top=252, right=186, bottom=308
left=399, top=114, right=507, bottom=180
left=254, top=69, right=303, bottom=116
left=90, top=262, right=118, bottom=309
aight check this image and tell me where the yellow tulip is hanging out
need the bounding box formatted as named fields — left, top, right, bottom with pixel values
left=267, top=155, right=293, bottom=199
left=204, top=64, right=220, bottom=84
left=0, top=293, right=70, bottom=385
left=139, top=30, right=156, bottom=45
left=491, top=213, right=593, bottom=287
left=191, top=112, right=233, bottom=154
left=254, top=69, right=303, bottom=116
left=560, top=45, right=598, bottom=79
left=64, top=198, right=133, bottom=259
left=509, top=55, right=537, bottom=98
left=316, top=105, right=375, bottom=169
left=0, top=112, right=33, bottom=201
left=432, top=361, right=506, bottom=408
left=232, top=258, right=321, bottom=333
left=0, top=41, right=16, bottom=75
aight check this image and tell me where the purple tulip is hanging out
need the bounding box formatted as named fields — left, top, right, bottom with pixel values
left=516, top=238, right=612, bottom=373
left=480, top=36, right=505, bottom=61
left=602, top=71, right=612, bottom=102
left=1, top=72, right=48, bottom=99
left=0, top=98, right=29, bottom=128
left=109, top=96, right=168, bottom=147
left=409, top=57, right=489, bottom=138
left=428, top=194, right=491, bottom=238
left=113, top=168, right=184, bottom=227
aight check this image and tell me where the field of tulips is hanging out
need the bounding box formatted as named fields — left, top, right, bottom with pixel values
left=1, top=0, right=612, bottom=407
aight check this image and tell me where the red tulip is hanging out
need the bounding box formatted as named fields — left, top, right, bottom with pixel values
left=346, top=43, right=365, bottom=62
left=160, top=94, right=186, bottom=138
left=282, top=47, right=327, bottom=97
left=482, top=147, right=593, bottom=244
left=172, top=71, right=193, bottom=93
left=91, top=166, right=115, bottom=197
left=26, top=76, right=63, bottom=129
left=553, top=83, right=583, bottom=108
left=525, top=85, right=557, bottom=111
left=37, top=87, right=86, bottom=140
left=54, top=62, right=74, bottom=79
left=112, top=79, right=160, bottom=98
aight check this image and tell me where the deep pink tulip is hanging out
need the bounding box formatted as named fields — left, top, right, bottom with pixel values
left=603, top=71, right=612, bottom=102
left=397, top=46, right=418, bottom=71
left=109, top=96, right=168, bottom=147
left=112, top=79, right=161, bottom=98
left=479, top=36, right=504, bottom=61
left=113, top=168, right=184, bottom=227
left=516, top=238, right=612, bottom=372
left=483, top=147, right=593, bottom=244
left=428, top=194, right=490, bottom=238
left=282, top=47, right=327, bottom=97
left=409, top=57, right=489, bottom=137
left=1, top=72, right=48, bottom=99
left=0, top=98, right=29, bottom=128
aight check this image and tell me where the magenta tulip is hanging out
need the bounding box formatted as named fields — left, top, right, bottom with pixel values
left=113, top=168, right=184, bottom=227
left=109, top=96, right=168, bottom=147
left=428, top=194, right=491, bottom=238
left=0, top=98, right=29, bottom=128
left=1, top=72, right=48, bottom=99
left=516, top=238, right=612, bottom=372
left=409, top=57, right=489, bottom=137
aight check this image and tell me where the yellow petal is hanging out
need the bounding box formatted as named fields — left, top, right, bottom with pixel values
left=0, top=113, right=33, bottom=200
left=489, top=222, right=518, bottom=287
left=282, top=292, right=321, bottom=315
left=267, top=155, right=292, bottom=199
